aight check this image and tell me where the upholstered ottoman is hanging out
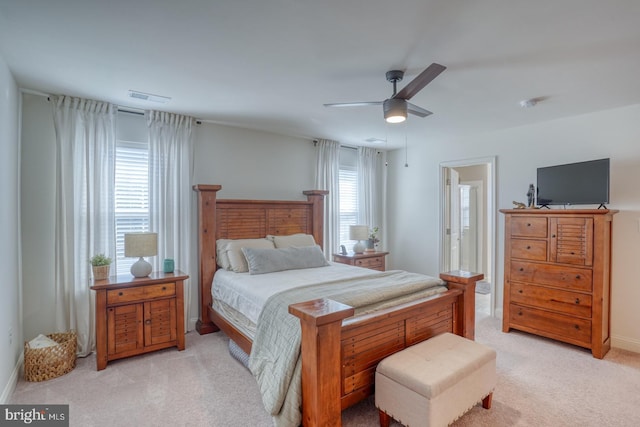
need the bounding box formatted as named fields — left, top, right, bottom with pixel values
left=375, top=332, right=496, bottom=427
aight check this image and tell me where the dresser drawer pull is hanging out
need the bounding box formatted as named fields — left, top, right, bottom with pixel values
left=527, top=223, right=531, bottom=227
left=575, top=298, right=580, bottom=304
left=575, top=275, right=581, bottom=279
left=519, top=268, right=524, bottom=272
left=518, top=310, right=523, bottom=316
left=574, top=325, right=580, bottom=330
left=162, top=286, right=166, bottom=290
left=119, top=292, right=123, bottom=296
left=526, top=245, right=531, bottom=249
left=518, top=289, right=523, bottom=293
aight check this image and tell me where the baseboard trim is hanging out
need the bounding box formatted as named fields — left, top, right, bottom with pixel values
left=0, top=352, right=23, bottom=404
left=611, top=334, right=640, bottom=354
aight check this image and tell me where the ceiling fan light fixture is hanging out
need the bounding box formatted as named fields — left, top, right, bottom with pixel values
left=383, top=98, right=407, bottom=123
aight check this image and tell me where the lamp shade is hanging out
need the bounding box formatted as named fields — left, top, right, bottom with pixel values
left=383, top=98, right=407, bottom=123
left=124, top=232, right=158, bottom=257
left=349, top=225, right=369, bottom=241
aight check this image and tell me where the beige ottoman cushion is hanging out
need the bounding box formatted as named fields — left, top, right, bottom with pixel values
left=375, top=332, right=496, bottom=426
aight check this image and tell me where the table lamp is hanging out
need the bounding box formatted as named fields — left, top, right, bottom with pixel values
left=349, top=225, right=369, bottom=254
left=124, top=232, right=158, bottom=278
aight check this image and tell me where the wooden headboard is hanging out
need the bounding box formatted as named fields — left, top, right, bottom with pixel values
left=192, top=184, right=328, bottom=333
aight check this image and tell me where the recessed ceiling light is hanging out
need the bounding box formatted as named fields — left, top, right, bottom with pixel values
left=128, top=90, right=171, bottom=104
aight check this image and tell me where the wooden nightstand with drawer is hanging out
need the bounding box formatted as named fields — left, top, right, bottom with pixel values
left=90, top=270, right=188, bottom=370
left=333, top=251, right=389, bottom=271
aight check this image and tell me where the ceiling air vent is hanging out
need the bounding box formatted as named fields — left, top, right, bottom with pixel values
left=128, top=90, right=171, bottom=104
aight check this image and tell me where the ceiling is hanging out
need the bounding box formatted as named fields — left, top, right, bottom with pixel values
left=2, top=0, right=640, bottom=149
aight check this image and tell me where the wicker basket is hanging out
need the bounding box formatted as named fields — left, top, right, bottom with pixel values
left=24, top=331, right=77, bottom=382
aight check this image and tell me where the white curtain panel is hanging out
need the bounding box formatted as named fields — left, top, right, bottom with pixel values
left=314, top=139, right=341, bottom=258
left=51, top=96, right=116, bottom=356
left=146, top=111, right=194, bottom=332
left=357, top=146, right=386, bottom=249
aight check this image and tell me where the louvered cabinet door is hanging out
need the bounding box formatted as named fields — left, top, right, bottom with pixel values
left=144, top=299, right=177, bottom=346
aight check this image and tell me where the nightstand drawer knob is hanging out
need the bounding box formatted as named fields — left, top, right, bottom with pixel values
left=519, top=268, right=524, bottom=272
left=145, top=319, right=151, bottom=325
left=575, top=298, right=580, bottom=304
left=518, top=289, right=523, bottom=294
left=162, top=286, right=166, bottom=290
left=575, top=275, right=581, bottom=279
left=119, top=292, right=123, bottom=296
left=526, top=245, right=531, bottom=249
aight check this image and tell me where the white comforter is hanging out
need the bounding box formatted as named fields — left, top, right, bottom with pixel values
left=212, top=262, right=377, bottom=325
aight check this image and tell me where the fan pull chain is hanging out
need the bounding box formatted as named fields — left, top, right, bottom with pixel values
left=404, top=123, right=409, bottom=167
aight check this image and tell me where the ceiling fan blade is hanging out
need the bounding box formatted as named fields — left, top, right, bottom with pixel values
left=407, top=102, right=433, bottom=118
left=393, top=63, right=446, bottom=100
left=323, top=101, right=383, bottom=108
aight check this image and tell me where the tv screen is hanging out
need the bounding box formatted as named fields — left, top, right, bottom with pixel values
left=536, top=158, right=610, bottom=206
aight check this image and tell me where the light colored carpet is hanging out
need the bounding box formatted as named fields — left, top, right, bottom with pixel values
left=10, top=316, right=640, bottom=426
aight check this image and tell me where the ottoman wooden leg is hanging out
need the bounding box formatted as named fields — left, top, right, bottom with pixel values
left=482, top=392, right=493, bottom=409
left=379, top=409, right=391, bottom=427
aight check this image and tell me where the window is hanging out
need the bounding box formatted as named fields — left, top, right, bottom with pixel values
left=338, top=147, right=358, bottom=249
left=114, top=113, right=150, bottom=275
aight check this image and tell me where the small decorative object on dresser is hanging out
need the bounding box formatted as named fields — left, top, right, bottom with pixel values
left=366, top=226, right=380, bottom=252
left=333, top=250, right=389, bottom=271
left=500, top=208, right=617, bottom=359
left=90, top=270, right=188, bottom=370
left=89, top=253, right=112, bottom=281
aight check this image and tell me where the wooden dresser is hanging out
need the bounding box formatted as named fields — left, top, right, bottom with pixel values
left=333, top=251, right=389, bottom=271
left=500, top=209, right=617, bottom=359
left=90, top=271, right=188, bottom=370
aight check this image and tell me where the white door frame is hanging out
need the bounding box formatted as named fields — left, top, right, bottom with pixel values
left=438, top=156, right=497, bottom=316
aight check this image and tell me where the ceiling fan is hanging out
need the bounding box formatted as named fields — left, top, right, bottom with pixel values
left=323, top=63, right=446, bottom=123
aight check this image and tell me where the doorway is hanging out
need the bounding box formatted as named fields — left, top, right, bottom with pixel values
left=439, top=157, right=496, bottom=319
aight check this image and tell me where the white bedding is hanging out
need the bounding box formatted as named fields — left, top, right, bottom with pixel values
left=212, top=262, right=381, bottom=325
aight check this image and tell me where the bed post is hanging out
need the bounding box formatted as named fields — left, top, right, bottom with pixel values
left=193, top=184, right=222, bottom=334
left=302, top=190, right=328, bottom=250
left=289, top=298, right=355, bottom=427
left=439, top=270, right=484, bottom=340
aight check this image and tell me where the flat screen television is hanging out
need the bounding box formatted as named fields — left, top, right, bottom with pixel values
left=536, top=158, right=610, bottom=207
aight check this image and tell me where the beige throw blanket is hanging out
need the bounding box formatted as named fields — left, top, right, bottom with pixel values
left=248, top=269, right=446, bottom=427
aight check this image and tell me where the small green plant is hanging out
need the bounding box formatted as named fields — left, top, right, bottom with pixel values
left=369, top=226, right=380, bottom=244
left=89, top=253, right=112, bottom=266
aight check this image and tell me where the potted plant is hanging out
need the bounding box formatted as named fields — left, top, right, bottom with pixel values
left=366, top=226, right=380, bottom=252
left=90, top=253, right=112, bottom=281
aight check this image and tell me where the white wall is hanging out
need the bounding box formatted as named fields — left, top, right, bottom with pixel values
left=387, top=104, right=640, bottom=352
left=0, top=53, right=22, bottom=402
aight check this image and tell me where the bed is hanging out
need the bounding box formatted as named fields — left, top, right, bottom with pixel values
left=193, top=184, right=482, bottom=427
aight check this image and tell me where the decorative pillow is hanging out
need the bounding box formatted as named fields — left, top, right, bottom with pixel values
left=267, top=233, right=316, bottom=248
left=241, top=245, right=329, bottom=275
left=221, top=238, right=276, bottom=273
left=216, top=239, right=232, bottom=270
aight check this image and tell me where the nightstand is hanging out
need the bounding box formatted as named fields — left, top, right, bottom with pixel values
left=90, top=270, right=188, bottom=370
left=332, top=251, right=389, bottom=271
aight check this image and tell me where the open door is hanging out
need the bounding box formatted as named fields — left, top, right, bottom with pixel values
left=439, top=157, right=496, bottom=318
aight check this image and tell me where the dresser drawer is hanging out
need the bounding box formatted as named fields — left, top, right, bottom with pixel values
left=511, top=217, right=548, bottom=238
left=355, top=256, right=384, bottom=270
left=511, top=239, right=547, bottom=261
left=510, top=261, right=592, bottom=292
left=510, top=282, right=592, bottom=318
left=107, top=283, right=176, bottom=305
left=509, top=304, right=591, bottom=346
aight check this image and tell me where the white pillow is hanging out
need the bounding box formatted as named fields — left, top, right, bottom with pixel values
left=241, top=245, right=329, bottom=275
left=267, top=233, right=316, bottom=248
left=216, top=239, right=231, bottom=270
left=221, top=238, right=276, bottom=273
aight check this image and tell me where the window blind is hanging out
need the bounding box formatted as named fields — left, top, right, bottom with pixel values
left=115, top=140, right=150, bottom=274
left=339, top=147, right=359, bottom=249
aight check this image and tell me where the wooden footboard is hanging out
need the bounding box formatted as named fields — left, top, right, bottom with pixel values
left=289, top=270, right=481, bottom=427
